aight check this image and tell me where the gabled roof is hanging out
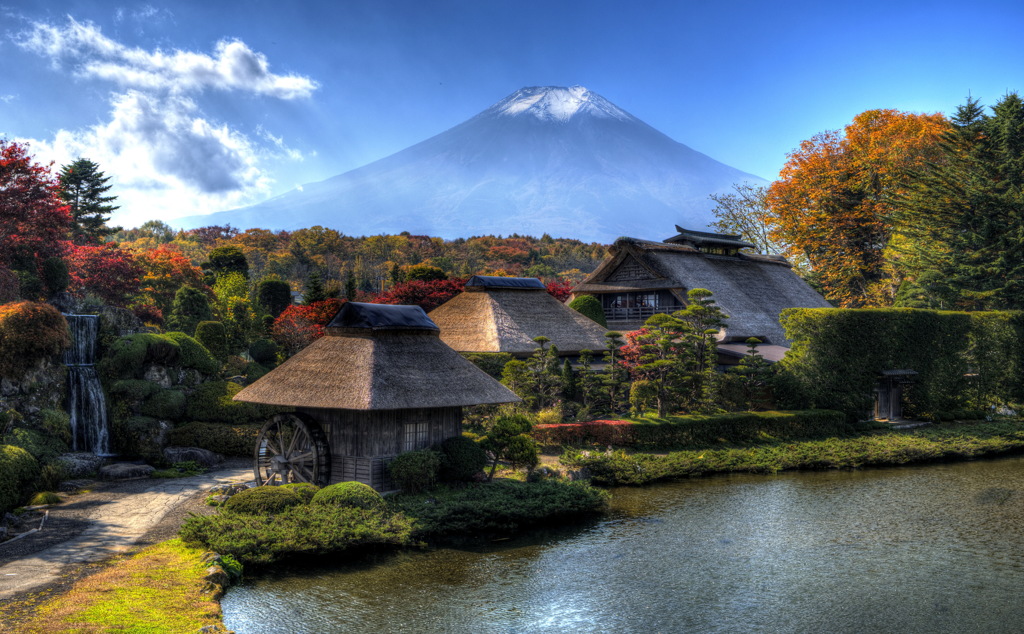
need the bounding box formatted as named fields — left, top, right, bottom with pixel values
left=465, top=275, right=547, bottom=290
left=428, top=277, right=608, bottom=355
left=665, top=226, right=756, bottom=250
left=233, top=304, right=520, bottom=410
left=574, top=237, right=830, bottom=345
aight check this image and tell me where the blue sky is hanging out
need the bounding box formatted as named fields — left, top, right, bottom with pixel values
left=2, top=0, right=1023, bottom=230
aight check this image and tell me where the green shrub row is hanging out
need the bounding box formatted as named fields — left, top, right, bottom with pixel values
left=166, top=422, right=262, bottom=456
left=532, top=410, right=849, bottom=451
left=777, top=308, right=1024, bottom=420
left=184, top=381, right=282, bottom=425
left=566, top=420, right=1024, bottom=486
left=98, top=332, right=218, bottom=381
left=0, top=445, right=40, bottom=512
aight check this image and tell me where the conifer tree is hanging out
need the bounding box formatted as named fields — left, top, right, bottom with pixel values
left=59, top=158, right=120, bottom=244
left=303, top=271, right=327, bottom=305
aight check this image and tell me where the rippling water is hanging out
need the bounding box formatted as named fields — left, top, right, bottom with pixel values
left=223, top=457, right=1024, bottom=633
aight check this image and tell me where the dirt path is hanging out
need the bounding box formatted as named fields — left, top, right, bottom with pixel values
left=0, top=459, right=253, bottom=601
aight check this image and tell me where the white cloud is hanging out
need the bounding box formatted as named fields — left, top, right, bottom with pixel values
left=0, top=95, right=15, bottom=103
left=10, top=17, right=317, bottom=228
left=16, top=17, right=318, bottom=99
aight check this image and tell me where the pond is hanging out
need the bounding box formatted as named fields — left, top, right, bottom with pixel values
left=222, top=456, right=1024, bottom=633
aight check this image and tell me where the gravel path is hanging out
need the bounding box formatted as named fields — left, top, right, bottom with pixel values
left=0, top=458, right=253, bottom=601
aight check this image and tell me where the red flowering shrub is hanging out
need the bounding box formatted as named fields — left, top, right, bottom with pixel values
left=0, top=301, right=70, bottom=378
left=67, top=243, right=143, bottom=306
left=271, top=298, right=344, bottom=356
left=375, top=278, right=466, bottom=311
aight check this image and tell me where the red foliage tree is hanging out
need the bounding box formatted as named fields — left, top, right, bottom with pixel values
left=545, top=280, right=574, bottom=303
left=67, top=243, right=143, bottom=306
left=0, top=140, right=72, bottom=281
left=375, top=278, right=467, bottom=311
left=271, top=298, right=345, bottom=356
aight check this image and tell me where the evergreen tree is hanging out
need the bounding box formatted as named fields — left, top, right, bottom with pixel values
left=59, top=158, right=120, bottom=244
left=303, top=271, right=327, bottom=305
left=561, top=358, right=577, bottom=401
left=344, top=270, right=358, bottom=301
left=256, top=279, right=292, bottom=318
left=601, top=331, right=630, bottom=414
left=204, top=245, right=249, bottom=281
left=165, top=286, right=213, bottom=335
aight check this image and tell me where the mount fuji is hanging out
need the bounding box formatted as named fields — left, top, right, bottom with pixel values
left=179, top=86, right=765, bottom=243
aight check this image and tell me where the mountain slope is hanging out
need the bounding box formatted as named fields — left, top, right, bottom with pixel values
left=179, top=86, right=765, bottom=243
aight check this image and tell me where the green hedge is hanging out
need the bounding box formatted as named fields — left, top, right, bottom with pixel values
left=139, top=388, right=187, bottom=420
left=99, top=332, right=219, bottom=381
left=0, top=445, right=40, bottom=512
left=164, top=332, right=220, bottom=375
left=568, top=294, right=607, bottom=327
left=5, top=428, right=68, bottom=464
left=184, top=381, right=282, bottom=425
left=166, top=421, right=261, bottom=456
left=533, top=410, right=849, bottom=451
left=777, top=308, right=1024, bottom=420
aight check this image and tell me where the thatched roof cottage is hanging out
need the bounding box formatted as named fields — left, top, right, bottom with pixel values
left=573, top=227, right=831, bottom=355
left=234, top=302, right=519, bottom=490
left=428, top=275, right=609, bottom=357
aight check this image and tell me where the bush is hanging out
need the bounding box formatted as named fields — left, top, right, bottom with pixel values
left=194, top=321, right=227, bottom=360
left=99, top=333, right=179, bottom=380
left=39, top=408, right=71, bottom=446
left=281, top=482, right=320, bottom=503
left=164, top=332, right=220, bottom=375
left=109, top=379, right=163, bottom=402
left=42, top=257, right=70, bottom=295
left=248, top=339, right=279, bottom=365
left=30, top=491, right=62, bottom=505
left=388, top=449, right=442, bottom=493
left=463, top=352, right=513, bottom=379
left=166, top=422, right=261, bottom=457
left=311, top=481, right=385, bottom=509
left=5, top=427, right=67, bottom=464
left=223, top=486, right=305, bottom=515
left=112, top=416, right=168, bottom=462
left=139, top=388, right=187, bottom=420
left=436, top=435, right=488, bottom=482
left=39, top=462, right=67, bottom=492
left=185, top=381, right=280, bottom=425
left=180, top=503, right=414, bottom=567
left=390, top=480, right=608, bottom=538
left=532, top=410, right=850, bottom=451
left=567, top=294, right=607, bottom=327
left=0, top=301, right=70, bottom=379
left=0, top=445, right=40, bottom=512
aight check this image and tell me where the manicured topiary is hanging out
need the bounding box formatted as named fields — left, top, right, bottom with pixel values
left=166, top=422, right=261, bottom=457
left=0, top=445, right=40, bottom=512
left=281, top=482, right=320, bottom=503
left=436, top=435, right=488, bottom=482
left=109, top=379, right=163, bottom=401
left=139, top=388, right=187, bottom=420
left=185, top=380, right=277, bottom=425
left=98, top=333, right=179, bottom=380
left=5, top=427, right=67, bottom=463
left=248, top=339, right=278, bottom=365
left=568, top=294, right=607, bottom=327
left=164, top=331, right=219, bottom=375
left=0, top=301, right=70, bottom=379
left=194, top=321, right=228, bottom=360
left=388, top=449, right=442, bottom=493
left=311, top=481, right=385, bottom=510
left=223, top=486, right=304, bottom=515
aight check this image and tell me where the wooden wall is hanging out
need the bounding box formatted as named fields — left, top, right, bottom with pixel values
left=300, top=406, right=462, bottom=491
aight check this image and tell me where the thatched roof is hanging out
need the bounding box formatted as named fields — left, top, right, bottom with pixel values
left=428, top=276, right=608, bottom=356
left=574, top=236, right=831, bottom=345
left=234, top=302, right=520, bottom=410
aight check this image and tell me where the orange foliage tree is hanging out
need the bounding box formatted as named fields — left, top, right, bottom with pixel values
left=133, top=245, right=210, bottom=315
left=766, top=110, right=950, bottom=307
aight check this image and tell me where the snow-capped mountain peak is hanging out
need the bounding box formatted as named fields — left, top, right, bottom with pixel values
left=487, top=85, right=633, bottom=122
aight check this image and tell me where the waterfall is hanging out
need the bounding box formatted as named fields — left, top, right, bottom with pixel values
left=63, top=314, right=112, bottom=456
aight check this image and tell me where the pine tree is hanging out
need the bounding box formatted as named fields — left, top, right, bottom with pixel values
left=303, top=271, right=327, bottom=305
left=59, top=158, right=120, bottom=244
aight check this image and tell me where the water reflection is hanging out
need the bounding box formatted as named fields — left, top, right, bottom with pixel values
left=223, top=457, right=1024, bottom=633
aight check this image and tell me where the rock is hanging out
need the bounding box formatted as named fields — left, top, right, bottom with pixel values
left=59, top=479, right=93, bottom=493
left=163, top=447, right=223, bottom=468
left=57, top=452, right=105, bottom=478
left=98, top=306, right=143, bottom=336
left=226, top=375, right=246, bottom=386
left=98, top=462, right=156, bottom=480
left=143, top=365, right=175, bottom=388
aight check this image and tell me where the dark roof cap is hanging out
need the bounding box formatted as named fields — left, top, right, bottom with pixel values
left=465, top=275, right=546, bottom=290
left=326, top=302, right=438, bottom=332
left=665, top=226, right=756, bottom=250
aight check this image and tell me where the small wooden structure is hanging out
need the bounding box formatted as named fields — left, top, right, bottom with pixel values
left=428, top=275, right=608, bottom=357
left=233, top=302, right=520, bottom=490
left=874, top=369, right=918, bottom=421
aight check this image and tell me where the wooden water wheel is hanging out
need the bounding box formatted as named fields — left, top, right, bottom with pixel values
left=253, top=413, right=331, bottom=486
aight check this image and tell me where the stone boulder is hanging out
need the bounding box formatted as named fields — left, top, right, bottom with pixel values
left=98, top=462, right=156, bottom=480
left=57, top=452, right=105, bottom=478
left=163, top=446, right=223, bottom=468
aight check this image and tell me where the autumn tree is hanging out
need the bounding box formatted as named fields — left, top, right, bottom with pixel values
left=59, top=158, right=120, bottom=244
left=766, top=110, right=950, bottom=307
left=0, top=140, right=72, bottom=298
left=710, top=182, right=787, bottom=256
left=894, top=94, right=1024, bottom=310
left=66, top=243, right=142, bottom=306
left=134, top=245, right=209, bottom=315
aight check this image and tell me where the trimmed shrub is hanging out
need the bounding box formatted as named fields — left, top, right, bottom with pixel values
left=112, top=416, right=168, bottom=462
left=0, top=445, right=40, bottom=512
left=39, top=408, right=71, bottom=446
left=568, top=294, right=607, bottom=327
left=194, top=321, right=228, bottom=360
left=256, top=279, right=292, bottom=318
left=0, top=301, right=70, bottom=379
left=164, top=331, right=220, bottom=375
left=388, top=449, right=441, bottom=493
left=463, top=352, right=514, bottom=379
left=166, top=422, right=261, bottom=457
left=281, top=482, right=320, bottom=503
left=185, top=381, right=280, bottom=425
left=109, top=379, right=163, bottom=402
left=436, top=435, right=488, bottom=482
left=248, top=339, right=279, bottom=365
left=99, top=333, right=179, bottom=380
left=223, top=486, right=304, bottom=515
left=5, top=427, right=67, bottom=463
left=139, top=388, right=187, bottom=420
left=311, top=481, right=385, bottom=510
left=532, top=410, right=850, bottom=451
